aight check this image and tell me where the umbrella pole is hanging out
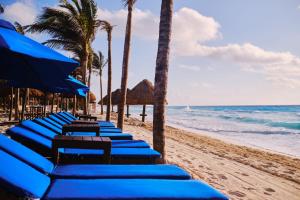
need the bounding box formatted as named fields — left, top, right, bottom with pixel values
left=126, top=105, right=130, bottom=118
left=20, top=88, right=28, bottom=121
left=73, top=95, right=77, bottom=115
left=141, top=105, right=147, bottom=122
left=9, top=87, right=14, bottom=121
left=43, top=92, right=47, bottom=117
left=51, top=93, right=55, bottom=113
left=66, top=98, right=69, bottom=111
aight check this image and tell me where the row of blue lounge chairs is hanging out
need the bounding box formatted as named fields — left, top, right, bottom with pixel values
left=0, top=111, right=228, bottom=199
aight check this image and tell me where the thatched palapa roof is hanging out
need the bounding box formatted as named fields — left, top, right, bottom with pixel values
left=127, top=79, right=154, bottom=105
left=99, top=89, right=131, bottom=105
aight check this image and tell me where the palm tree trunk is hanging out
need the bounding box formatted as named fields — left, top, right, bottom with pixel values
left=100, top=70, right=104, bottom=115
left=82, top=49, right=89, bottom=115
left=117, top=4, right=133, bottom=130
left=73, top=95, right=77, bottom=115
left=106, top=31, right=112, bottom=121
left=153, top=0, right=173, bottom=163
left=86, top=51, right=93, bottom=114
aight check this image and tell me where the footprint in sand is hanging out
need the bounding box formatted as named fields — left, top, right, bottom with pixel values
left=228, top=191, right=246, bottom=198
left=265, top=188, right=275, bottom=193
left=264, top=192, right=271, bottom=196
left=217, top=174, right=227, bottom=180
left=241, top=173, right=249, bottom=176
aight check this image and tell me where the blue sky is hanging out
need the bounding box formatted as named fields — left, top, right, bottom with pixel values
left=2, top=0, right=300, bottom=105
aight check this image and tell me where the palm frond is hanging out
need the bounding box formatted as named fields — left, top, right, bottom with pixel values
left=14, top=22, right=25, bottom=35
left=0, top=4, right=4, bottom=14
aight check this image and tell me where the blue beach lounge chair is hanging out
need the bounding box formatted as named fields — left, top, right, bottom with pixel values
left=0, top=134, right=190, bottom=179
left=6, top=126, right=160, bottom=164
left=34, top=118, right=149, bottom=148
left=23, top=119, right=133, bottom=140
left=0, top=149, right=228, bottom=200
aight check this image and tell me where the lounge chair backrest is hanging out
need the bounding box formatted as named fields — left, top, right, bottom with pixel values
left=20, top=120, right=56, bottom=140
left=34, top=118, right=62, bottom=135
left=49, top=115, right=67, bottom=126
left=63, top=111, right=77, bottom=120
left=57, top=112, right=74, bottom=122
left=0, top=150, right=50, bottom=199
left=44, top=117, right=63, bottom=129
left=0, top=134, right=54, bottom=174
left=54, top=113, right=72, bottom=124
left=6, top=126, right=52, bottom=151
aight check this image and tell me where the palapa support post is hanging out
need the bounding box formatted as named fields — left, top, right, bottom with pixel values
left=14, top=88, right=19, bottom=120
left=50, top=93, right=55, bottom=113
left=112, top=105, right=114, bottom=112
left=126, top=105, right=130, bottom=118
left=73, top=95, right=77, bottom=115
left=43, top=92, right=47, bottom=117
left=9, top=87, right=13, bottom=121
left=20, top=88, right=28, bottom=121
left=140, top=105, right=147, bottom=122
left=60, top=94, right=63, bottom=112
left=66, top=98, right=69, bottom=112
left=55, top=95, right=59, bottom=113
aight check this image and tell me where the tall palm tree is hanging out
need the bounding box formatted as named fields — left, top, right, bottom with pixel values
left=117, top=0, right=137, bottom=130
left=27, top=0, right=100, bottom=114
left=92, top=51, right=107, bottom=115
left=100, top=20, right=113, bottom=121
left=153, top=0, right=174, bottom=163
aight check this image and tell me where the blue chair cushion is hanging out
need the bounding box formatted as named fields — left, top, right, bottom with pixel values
left=57, top=112, right=73, bottom=122
left=111, top=148, right=161, bottom=158
left=34, top=118, right=62, bottom=135
left=100, top=128, right=121, bottom=133
left=69, top=132, right=133, bottom=140
left=51, top=164, right=191, bottom=179
left=44, top=118, right=63, bottom=129
left=0, top=134, right=54, bottom=174
left=49, top=115, right=67, bottom=126
left=6, top=126, right=52, bottom=151
left=0, top=150, right=50, bottom=199
left=20, top=120, right=56, bottom=140
left=62, top=148, right=160, bottom=158
left=62, top=112, right=77, bottom=120
left=111, top=140, right=150, bottom=148
left=44, top=179, right=228, bottom=200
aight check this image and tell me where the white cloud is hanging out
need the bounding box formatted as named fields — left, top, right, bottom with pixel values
left=298, top=5, right=300, bottom=10
left=98, top=8, right=159, bottom=40
left=107, top=6, right=300, bottom=89
left=178, top=64, right=201, bottom=71
left=2, top=0, right=37, bottom=25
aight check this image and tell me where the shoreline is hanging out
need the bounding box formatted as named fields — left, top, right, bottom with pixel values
left=105, top=113, right=300, bottom=200
left=166, top=121, right=300, bottom=159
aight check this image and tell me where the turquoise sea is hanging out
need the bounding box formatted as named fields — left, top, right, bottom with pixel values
left=120, top=105, right=300, bottom=157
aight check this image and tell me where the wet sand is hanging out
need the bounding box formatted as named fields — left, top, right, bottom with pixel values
left=105, top=113, right=300, bottom=200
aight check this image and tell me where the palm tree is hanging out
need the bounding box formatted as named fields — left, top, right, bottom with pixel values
left=153, top=0, right=174, bottom=163
left=117, top=0, right=137, bottom=130
left=27, top=0, right=100, bottom=114
left=100, top=20, right=113, bottom=121
left=92, top=51, right=107, bottom=115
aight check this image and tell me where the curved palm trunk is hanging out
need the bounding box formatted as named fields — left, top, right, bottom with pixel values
left=82, top=50, right=89, bottom=115
left=153, top=0, right=173, bottom=163
left=117, top=3, right=133, bottom=130
left=106, top=31, right=112, bottom=121
left=86, top=51, right=93, bottom=114
left=100, top=70, right=104, bottom=115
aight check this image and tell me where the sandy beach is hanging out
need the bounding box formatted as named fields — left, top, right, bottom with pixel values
left=103, top=113, right=300, bottom=200
left=1, top=113, right=300, bottom=200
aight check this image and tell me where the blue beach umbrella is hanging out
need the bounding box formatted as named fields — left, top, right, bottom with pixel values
left=8, top=75, right=89, bottom=97
left=0, top=20, right=79, bottom=84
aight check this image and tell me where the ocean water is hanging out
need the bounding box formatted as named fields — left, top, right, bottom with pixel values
left=123, top=105, right=300, bottom=158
